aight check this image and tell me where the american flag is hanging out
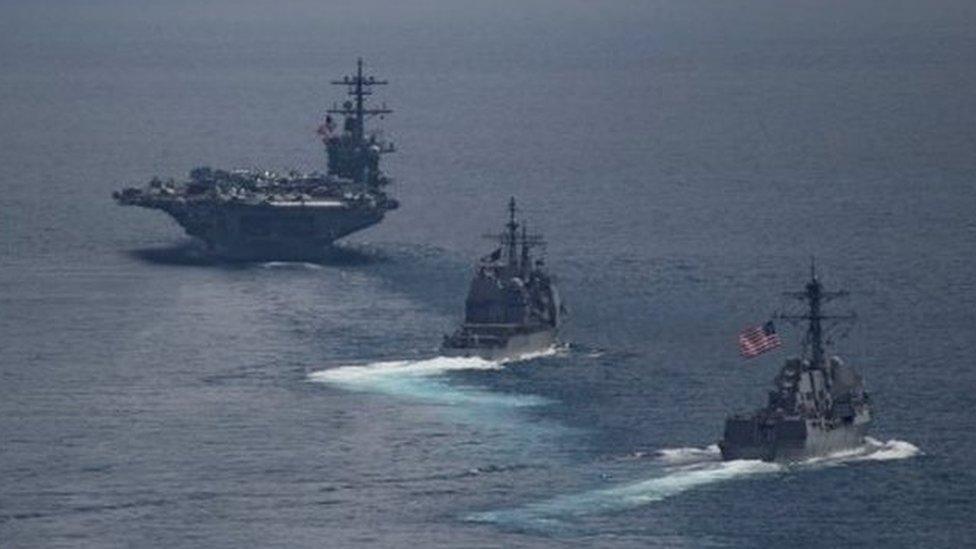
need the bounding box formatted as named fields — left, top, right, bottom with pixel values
left=738, top=321, right=782, bottom=358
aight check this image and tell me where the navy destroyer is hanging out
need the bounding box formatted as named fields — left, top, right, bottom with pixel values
left=719, top=267, right=872, bottom=462
left=114, top=59, right=397, bottom=260
left=442, top=198, right=563, bottom=361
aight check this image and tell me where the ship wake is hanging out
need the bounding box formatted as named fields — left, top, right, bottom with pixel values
left=800, top=436, right=921, bottom=465
left=308, top=356, right=550, bottom=408
left=467, top=458, right=781, bottom=530
left=468, top=437, right=919, bottom=530
left=260, top=261, right=324, bottom=270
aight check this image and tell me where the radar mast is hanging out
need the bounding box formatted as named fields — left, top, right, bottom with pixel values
left=328, top=58, right=392, bottom=142
left=778, top=259, right=854, bottom=367
left=325, top=59, right=394, bottom=184
left=483, top=197, right=545, bottom=271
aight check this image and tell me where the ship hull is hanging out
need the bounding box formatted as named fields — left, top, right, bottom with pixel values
left=148, top=201, right=390, bottom=260
left=442, top=328, right=556, bottom=362
left=719, top=416, right=870, bottom=462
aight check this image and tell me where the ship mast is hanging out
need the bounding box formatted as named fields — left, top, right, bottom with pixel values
left=482, top=197, right=546, bottom=270
left=506, top=197, right=519, bottom=266
left=779, top=260, right=853, bottom=368
left=328, top=58, right=392, bottom=143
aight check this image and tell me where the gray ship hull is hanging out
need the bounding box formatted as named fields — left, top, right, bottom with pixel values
left=152, top=200, right=389, bottom=260
left=720, top=416, right=870, bottom=462
left=442, top=327, right=556, bottom=362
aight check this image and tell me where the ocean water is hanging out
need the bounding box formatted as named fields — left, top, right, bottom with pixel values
left=2, top=1, right=975, bottom=547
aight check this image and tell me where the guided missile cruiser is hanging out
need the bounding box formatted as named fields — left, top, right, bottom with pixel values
left=113, top=59, right=397, bottom=261
left=442, top=198, right=563, bottom=361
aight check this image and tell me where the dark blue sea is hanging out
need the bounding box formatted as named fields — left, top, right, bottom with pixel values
left=2, top=1, right=975, bottom=547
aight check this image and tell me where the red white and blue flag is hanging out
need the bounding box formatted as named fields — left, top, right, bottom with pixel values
left=738, top=321, right=782, bottom=358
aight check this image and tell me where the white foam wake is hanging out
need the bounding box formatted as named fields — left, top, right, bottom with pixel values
left=260, top=261, right=323, bottom=270
left=652, top=437, right=921, bottom=468
left=501, top=346, right=561, bottom=363
left=801, top=436, right=922, bottom=465
left=309, top=356, right=548, bottom=407
left=470, top=437, right=921, bottom=529
left=857, top=437, right=921, bottom=461
left=654, top=444, right=722, bottom=465
left=312, top=356, right=501, bottom=382
left=468, top=459, right=781, bottom=528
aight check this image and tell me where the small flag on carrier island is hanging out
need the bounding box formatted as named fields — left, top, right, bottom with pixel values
left=738, top=321, right=782, bottom=358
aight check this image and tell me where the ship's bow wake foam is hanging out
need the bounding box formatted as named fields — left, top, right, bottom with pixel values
left=309, top=356, right=549, bottom=407
left=802, top=436, right=922, bottom=465
left=857, top=437, right=921, bottom=461
left=654, top=444, right=722, bottom=465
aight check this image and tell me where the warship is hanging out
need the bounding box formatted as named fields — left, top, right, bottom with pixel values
left=442, top=198, right=563, bottom=361
left=719, top=266, right=872, bottom=462
left=114, top=59, right=397, bottom=260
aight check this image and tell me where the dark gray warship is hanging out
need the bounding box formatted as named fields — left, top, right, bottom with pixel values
left=114, top=59, right=397, bottom=260
left=720, top=268, right=872, bottom=462
left=442, top=198, right=562, bottom=361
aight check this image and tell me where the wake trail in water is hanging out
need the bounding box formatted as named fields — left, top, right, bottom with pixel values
left=260, top=261, right=324, bottom=270
left=308, top=356, right=549, bottom=407
left=799, top=436, right=922, bottom=465
left=654, top=444, right=722, bottom=465
left=652, top=437, right=921, bottom=467
left=504, top=346, right=562, bottom=363
left=470, top=437, right=920, bottom=529
left=468, top=459, right=781, bottom=529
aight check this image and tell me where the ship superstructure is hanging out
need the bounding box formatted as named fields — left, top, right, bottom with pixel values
left=442, top=198, right=562, bottom=361
left=719, top=266, right=872, bottom=462
left=114, top=59, right=397, bottom=260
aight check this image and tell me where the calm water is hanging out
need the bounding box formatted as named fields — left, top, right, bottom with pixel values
left=2, top=1, right=975, bottom=547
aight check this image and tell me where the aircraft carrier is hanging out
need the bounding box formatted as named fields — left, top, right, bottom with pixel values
left=442, top=198, right=563, bottom=361
left=719, top=266, right=872, bottom=462
left=114, top=59, right=397, bottom=261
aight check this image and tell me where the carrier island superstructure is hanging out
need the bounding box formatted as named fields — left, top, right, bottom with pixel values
left=114, top=59, right=397, bottom=260
left=719, top=267, right=872, bottom=462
